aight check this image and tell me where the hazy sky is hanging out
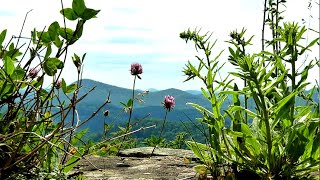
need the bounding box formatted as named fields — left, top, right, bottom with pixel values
left=0, top=0, right=319, bottom=90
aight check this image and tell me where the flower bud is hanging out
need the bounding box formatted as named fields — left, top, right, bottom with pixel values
left=163, top=95, right=175, bottom=111
left=130, top=63, right=143, bottom=75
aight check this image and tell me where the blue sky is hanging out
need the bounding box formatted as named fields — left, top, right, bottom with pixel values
left=0, top=0, right=319, bottom=90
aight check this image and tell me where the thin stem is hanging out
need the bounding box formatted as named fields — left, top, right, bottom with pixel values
left=125, top=75, right=137, bottom=136
left=151, top=109, right=168, bottom=155
left=117, top=75, right=137, bottom=153
left=252, top=79, right=273, bottom=172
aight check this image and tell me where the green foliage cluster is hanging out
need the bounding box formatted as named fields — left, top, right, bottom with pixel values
left=181, top=1, right=319, bottom=179
left=0, top=0, right=103, bottom=179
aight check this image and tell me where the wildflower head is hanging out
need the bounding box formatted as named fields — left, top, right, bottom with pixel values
left=163, top=95, right=175, bottom=111
left=28, top=67, right=39, bottom=79
left=130, top=63, right=143, bottom=76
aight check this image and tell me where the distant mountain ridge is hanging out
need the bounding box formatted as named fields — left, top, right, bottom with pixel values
left=71, top=79, right=210, bottom=133
left=69, top=79, right=318, bottom=134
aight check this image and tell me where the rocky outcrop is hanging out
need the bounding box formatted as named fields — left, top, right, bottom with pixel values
left=71, top=147, right=200, bottom=180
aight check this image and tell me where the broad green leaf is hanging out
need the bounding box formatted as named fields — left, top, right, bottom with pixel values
left=72, top=0, right=86, bottom=16
left=65, top=83, right=77, bottom=94
left=0, top=29, right=7, bottom=45
left=60, top=8, right=78, bottom=21
left=0, top=82, right=15, bottom=99
left=4, top=56, right=14, bottom=75
left=59, top=27, right=75, bottom=41
left=48, top=21, right=60, bottom=41
left=37, top=31, right=51, bottom=43
left=11, top=67, right=25, bottom=81
left=53, top=36, right=63, bottom=48
left=80, top=8, right=100, bottom=20
left=43, top=58, right=64, bottom=76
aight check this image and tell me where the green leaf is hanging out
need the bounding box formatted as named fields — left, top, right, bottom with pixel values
left=65, top=83, right=77, bottom=94
left=241, top=123, right=252, bottom=137
left=299, top=38, right=318, bottom=55
left=194, top=165, right=208, bottom=175
left=4, top=56, right=14, bottom=75
left=60, top=8, right=78, bottom=21
left=9, top=42, right=14, bottom=50
left=72, top=0, right=86, bottom=16
left=11, top=67, right=25, bottom=81
left=37, top=31, right=51, bottom=43
left=0, top=29, right=7, bottom=45
left=127, top=98, right=133, bottom=107
left=186, top=141, right=208, bottom=161
left=44, top=45, right=52, bottom=60
left=75, top=20, right=85, bottom=39
left=71, top=128, right=88, bottom=145
left=43, top=58, right=64, bottom=76
left=61, top=78, right=67, bottom=93
left=54, top=36, right=63, bottom=48
left=59, top=27, right=75, bottom=41
left=0, top=82, right=15, bottom=99
left=33, top=75, right=44, bottom=88
left=272, top=91, right=298, bottom=114
left=48, top=21, right=60, bottom=41
left=63, top=148, right=84, bottom=173
left=31, top=28, right=37, bottom=44
left=80, top=8, right=100, bottom=20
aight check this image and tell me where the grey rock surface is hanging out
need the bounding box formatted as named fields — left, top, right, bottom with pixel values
left=71, top=147, right=200, bottom=180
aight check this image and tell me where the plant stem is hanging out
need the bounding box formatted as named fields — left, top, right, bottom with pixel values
left=254, top=80, right=273, bottom=172
left=151, top=109, right=168, bottom=156
left=118, top=75, right=137, bottom=153
left=126, top=75, right=137, bottom=135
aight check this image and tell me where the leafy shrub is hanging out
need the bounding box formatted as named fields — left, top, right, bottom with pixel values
left=0, top=0, right=102, bottom=179
left=181, top=1, right=319, bottom=179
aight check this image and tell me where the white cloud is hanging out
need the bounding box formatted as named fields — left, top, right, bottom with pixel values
left=0, top=0, right=318, bottom=90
